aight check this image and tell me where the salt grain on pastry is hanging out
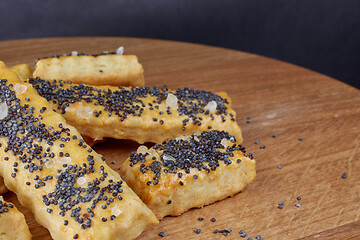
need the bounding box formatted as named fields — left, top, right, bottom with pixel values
left=14, top=83, right=27, bottom=94
left=76, top=106, right=93, bottom=119
left=0, top=102, right=8, bottom=120
left=45, top=159, right=55, bottom=169
left=111, top=207, right=122, bottom=217
left=147, top=149, right=159, bottom=159
left=116, top=46, right=124, bottom=55
left=205, top=100, right=217, bottom=112
left=162, top=153, right=175, bottom=161
left=77, top=177, right=86, bottom=185
left=166, top=93, right=178, bottom=110
left=137, top=145, right=148, bottom=154
left=220, top=138, right=228, bottom=147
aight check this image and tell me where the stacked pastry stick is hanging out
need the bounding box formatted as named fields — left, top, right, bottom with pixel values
left=0, top=47, right=256, bottom=239
left=0, top=63, right=157, bottom=239
left=0, top=196, right=32, bottom=240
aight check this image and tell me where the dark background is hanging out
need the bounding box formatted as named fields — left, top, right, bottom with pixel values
left=1, top=0, right=359, bottom=89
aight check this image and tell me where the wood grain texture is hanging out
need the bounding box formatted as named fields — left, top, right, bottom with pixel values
left=0, top=37, right=359, bottom=240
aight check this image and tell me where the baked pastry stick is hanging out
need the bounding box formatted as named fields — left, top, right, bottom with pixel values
left=0, top=196, right=32, bottom=240
left=33, top=49, right=144, bottom=87
left=0, top=62, right=158, bottom=240
left=120, top=130, right=256, bottom=219
left=27, top=77, right=243, bottom=144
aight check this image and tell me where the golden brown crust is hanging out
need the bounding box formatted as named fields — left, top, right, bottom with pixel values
left=33, top=55, right=144, bottom=87
left=0, top=178, right=7, bottom=195
left=0, top=102, right=104, bottom=196
left=120, top=131, right=256, bottom=219
left=0, top=62, right=158, bottom=240
left=82, top=136, right=106, bottom=147
left=0, top=196, right=32, bottom=240
left=9, top=64, right=32, bottom=81
left=0, top=112, right=104, bottom=197
left=27, top=78, right=243, bottom=144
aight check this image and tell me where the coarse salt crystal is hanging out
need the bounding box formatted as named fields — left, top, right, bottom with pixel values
left=147, top=148, right=156, bottom=156
left=14, top=83, right=27, bottom=94
left=72, top=51, right=78, bottom=56
left=116, top=46, right=124, bottom=55
left=220, top=138, right=228, bottom=147
left=0, top=196, right=4, bottom=201
left=194, top=131, right=201, bottom=136
left=77, top=177, right=86, bottom=185
left=137, top=145, right=148, bottom=154
left=45, top=159, right=55, bottom=169
left=146, top=148, right=159, bottom=159
left=204, top=101, right=217, bottom=112
left=166, top=93, right=178, bottom=110
left=77, top=107, right=93, bottom=119
left=194, top=136, right=199, bottom=142
left=0, top=103, right=8, bottom=120
left=162, top=153, right=175, bottom=161
left=111, top=208, right=122, bottom=216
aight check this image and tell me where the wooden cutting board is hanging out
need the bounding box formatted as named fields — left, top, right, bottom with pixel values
left=0, top=37, right=359, bottom=240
